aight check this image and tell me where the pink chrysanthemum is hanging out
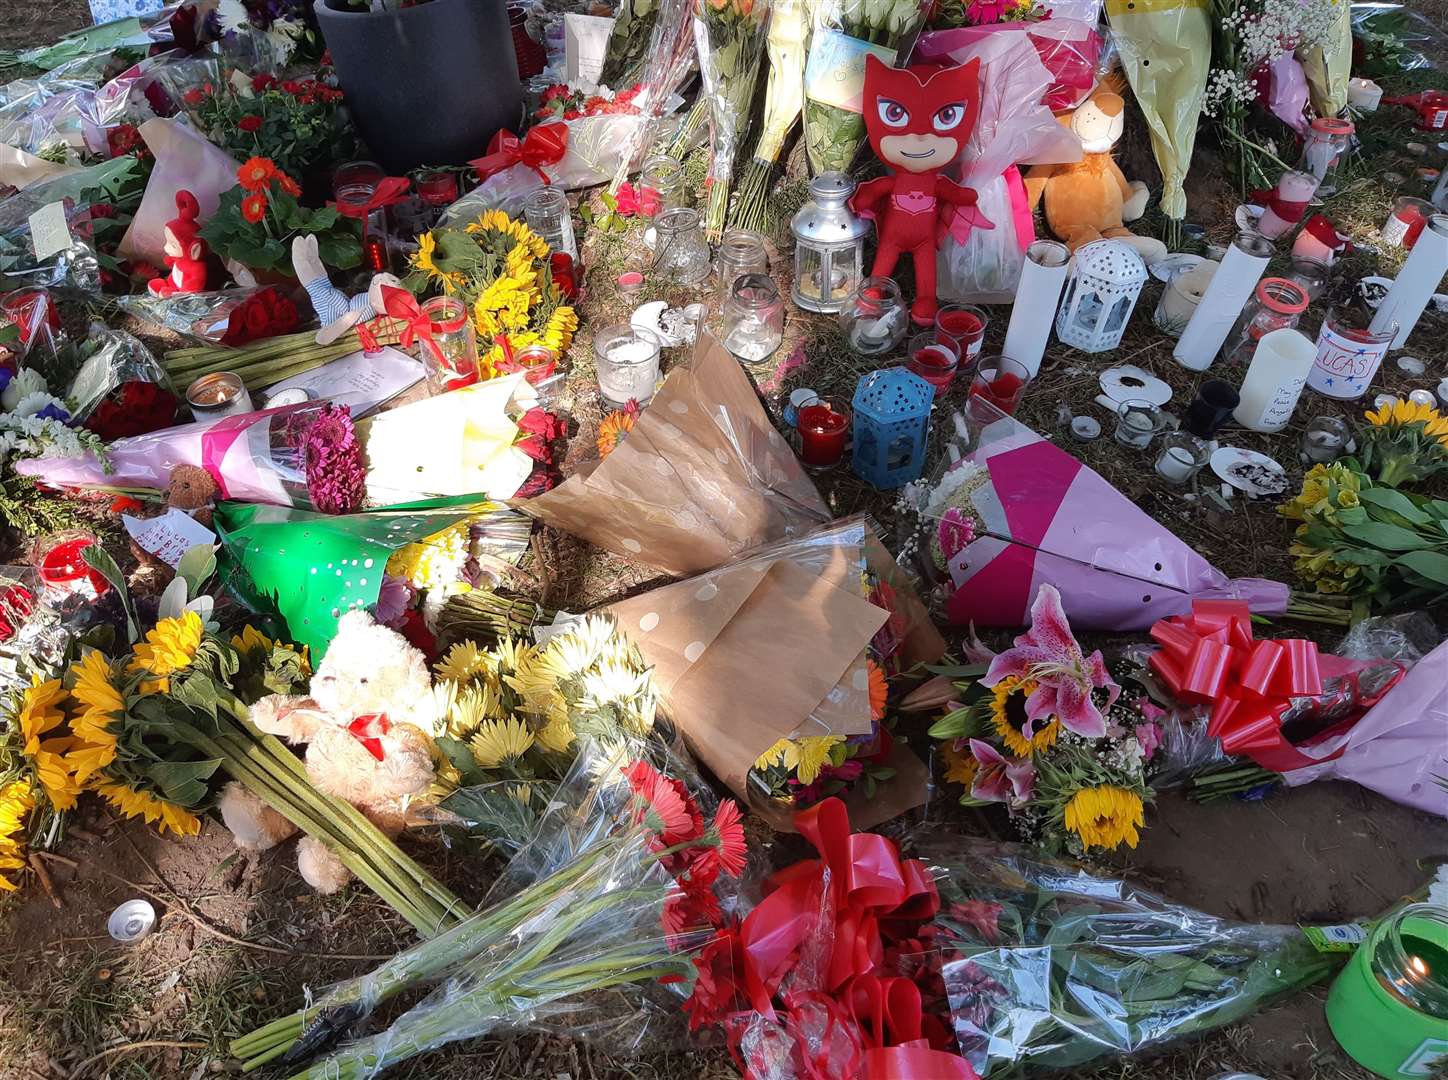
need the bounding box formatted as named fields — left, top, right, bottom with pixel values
left=302, top=404, right=366, bottom=514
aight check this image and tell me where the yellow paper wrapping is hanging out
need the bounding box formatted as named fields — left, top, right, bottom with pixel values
left=1106, top=0, right=1212, bottom=221
left=1300, top=0, right=1353, bottom=118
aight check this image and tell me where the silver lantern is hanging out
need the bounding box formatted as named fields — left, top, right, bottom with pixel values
left=790, top=173, right=869, bottom=314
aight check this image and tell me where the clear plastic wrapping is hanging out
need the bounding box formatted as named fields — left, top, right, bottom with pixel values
left=63, top=322, right=179, bottom=433
left=926, top=838, right=1344, bottom=1075
left=114, top=285, right=307, bottom=346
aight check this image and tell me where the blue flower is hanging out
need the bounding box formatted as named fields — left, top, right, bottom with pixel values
left=0, top=369, right=11, bottom=395
left=35, top=404, right=70, bottom=425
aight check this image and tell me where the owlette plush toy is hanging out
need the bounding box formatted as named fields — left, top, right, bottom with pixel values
left=851, top=55, right=992, bottom=326
left=147, top=190, right=209, bottom=296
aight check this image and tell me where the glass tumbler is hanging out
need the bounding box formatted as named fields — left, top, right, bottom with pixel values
left=523, top=185, right=577, bottom=262
left=419, top=297, right=479, bottom=392
left=969, top=355, right=1031, bottom=415
left=722, top=272, right=784, bottom=365
left=594, top=323, right=663, bottom=408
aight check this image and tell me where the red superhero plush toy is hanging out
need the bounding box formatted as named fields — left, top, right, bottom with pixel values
left=148, top=190, right=209, bottom=297
left=850, top=55, right=992, bottom=326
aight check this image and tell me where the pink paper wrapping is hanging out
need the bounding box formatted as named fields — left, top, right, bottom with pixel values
left=1282, top=640, right=1448, bottom=816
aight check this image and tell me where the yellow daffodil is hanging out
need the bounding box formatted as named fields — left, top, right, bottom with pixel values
left=1063, top=785, right=1145, bottom=851
left=469, top=716, right=536, bottom=768
left=94, top=780, right=200, bottom=837
left=130, top=611, right=204, bottom=679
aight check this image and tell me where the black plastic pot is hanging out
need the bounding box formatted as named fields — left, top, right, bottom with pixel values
left=314, top=0, right=523, bottom=174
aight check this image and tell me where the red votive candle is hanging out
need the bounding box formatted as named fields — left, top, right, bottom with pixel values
left=970, top=354, right=1031, bottom=415
left=905, top=331, right=960, bottom=397
left=935, top=303, right=987, bottom=362
left=798, top=397, right=850, bottom=469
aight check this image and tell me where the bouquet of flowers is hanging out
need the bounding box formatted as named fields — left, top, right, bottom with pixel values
left=0, top=665, right=84, bottom=893
left=60, top=324, right=181, bottom=441
left=201, top=156, right=363, bottom=278
left=404, top=211, right=578, bottom=377
left=0, top=364, right=108, bottom=472
left=692, top=0, right=773, bottom=238
left=215, top=0, right=324, bottom=67
left=732, top=0, right=808, bottom=232
left=118, top=285, right=302, bottom=348
left=925, top=585, right=1159, bottom=856
left=928, top=837, right=1346, bottom=1075
left=801, top=0, right=931, bottom=174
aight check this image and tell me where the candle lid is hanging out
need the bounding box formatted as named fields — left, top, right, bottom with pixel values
left=1310, top=117, right=1354, bottom=135
left=1255, top=277, right=1310, bottom=315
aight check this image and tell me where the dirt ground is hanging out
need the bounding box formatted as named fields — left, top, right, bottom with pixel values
left=0, top=0, right=1446, bottom=1078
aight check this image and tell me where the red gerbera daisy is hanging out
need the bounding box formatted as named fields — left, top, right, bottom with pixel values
left=276, top=171, right=302, bottom=198
left=240, top=192, right=268, bottom=224
left=708, top=800, right=747, bottom=878
left=624, top=760, right=694, bottom=843
left=663, top=884, right=722, bottom=942
left=238, top=156, right=278, bottom=192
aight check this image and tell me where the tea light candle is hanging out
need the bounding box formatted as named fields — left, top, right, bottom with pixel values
left=1374, top=393, right=1399, bottom=410
left=1437, top=378, right=1448, bottom=409
left=1154, top=261, right=1219, bottom=336
left=1301, top=416, right=1350, bottom=463
left=905, top=332, right=960, bottom=397
left=1409, top=388, right=1438, bottom=408
left=1155, top=432, right=1209, bottom=484
left=1113, top=399, right=1167, bottom=449
left=1348, top=77, right=1383, bottom=111
left=187, top=372, right=252, bottom=421
left=797, top=398, right=850, bottom=469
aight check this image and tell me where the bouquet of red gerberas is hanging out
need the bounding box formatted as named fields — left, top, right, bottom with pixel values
left=65, top=325, right=181, bottom=441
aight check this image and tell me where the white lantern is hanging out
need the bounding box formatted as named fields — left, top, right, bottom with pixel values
left=1054, top=240, right=1148, bottom=353
left=791, top=173, right=870, bottom=314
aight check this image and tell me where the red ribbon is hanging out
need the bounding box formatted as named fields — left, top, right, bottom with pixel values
left=347, top=712, right=390, bottom=761
left=469, top=123, right=569, bottom=184
left=378, top=285, right=449, bottom=371
left=331, top=176, right=411, bottom=242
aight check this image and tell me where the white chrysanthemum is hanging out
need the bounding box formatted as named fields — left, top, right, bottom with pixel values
left=1429, top=864, right=1448, bottom=909
left=12, top=391, right=66, bottom=419
left=2, top=368, right=47, bottom=412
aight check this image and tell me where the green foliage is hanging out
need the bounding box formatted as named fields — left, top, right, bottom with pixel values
left=201, top=170, right=362, bottom=276
left=0, top=473, right=87, bottom=539
left=189, top=76, right=358, bottom=181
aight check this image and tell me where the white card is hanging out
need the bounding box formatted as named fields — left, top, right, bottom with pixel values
left=261, top=346, right=425, bottom=416
left=564, top=14, right=615, bottom=88
left=122, top=509, right=216, bottom=570
left=28, top=201, right=72, bottom=262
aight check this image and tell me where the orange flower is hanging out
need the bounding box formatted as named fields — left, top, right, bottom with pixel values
left=867, top=658, right=888, bottom=721
left=276, top=171, right=302, bottom=198
left=241, top=192, right=268, bottom=224
left=238, top=156, right=278, bottom=191
left=597, top=401, right=640, bottom=459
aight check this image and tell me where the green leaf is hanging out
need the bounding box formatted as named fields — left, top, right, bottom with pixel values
left=1358, top=486, right=1432, bottom=525
left=1340, top=522, right=1432, bottom=551
left=314, top=232, right=362, bottom=270
left=1396, top=550, right=1448, bottom=586
left=82, top=544, right=138, bottom=643
left=177, top=544, right=217, bottom=599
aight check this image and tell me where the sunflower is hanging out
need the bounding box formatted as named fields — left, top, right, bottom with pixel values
left=941, top=743, right=979, bottom=789
left=237, top=156, right=278, bottom=191
left=989, top=676, right=1058, bottom=757
left=468, top=716, right=536, bottom=768
left=435, top=640, right=490, bottom=685
left=94, top=780, right=201, bottom=837
left=130, top=611, right=204, bottom=680
left=597, top=406, right=638, bottom=459
left=0, top=779, right=34, bottom=892
left=1364, top=397, right=1448, bottom=444
left=70, top=650, right=123, bottom=719
left=231, top=626, right=274, bottom=656
left=65, top=654, right=122, bottom=783
left=1063, top=785, right=1145, bottom=851
left=33, top=749, right=80, bottom=812
left=17, top=676, right=66, bottom=755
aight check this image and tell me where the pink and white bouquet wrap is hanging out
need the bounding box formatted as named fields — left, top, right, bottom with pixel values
left=899, top=399, right=1289, bottom=631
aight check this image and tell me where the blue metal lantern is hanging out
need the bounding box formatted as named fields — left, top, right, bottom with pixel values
left=850, top=368, right=933, bottom=488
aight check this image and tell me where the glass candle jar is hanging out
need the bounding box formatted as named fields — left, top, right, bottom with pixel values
left=334, top=159, right=384, bottom=191
left=652, top=207, right=711, bottom=285
left=639, top=153, right=686, bottom=213
left=1155, top=431, right=1210, bottom=484
left=1301, top=415, right=1351, bottom=463
left=1286, top=255, right=1330, bottom=300
left=905, top=332, right=960, bottom=397
left=722, top=273, right=784, bottom=365
left=594, top=323, right=662, bottom=408
left=523, top=185, right=577, bottom=262
left=1381, top=196, right=1436, bottom=250
left=715, top=228, right=768, bottom=304
left=797, top=395, right=851, bottom=470
left=1113, top=398, right=1168, bottom=449
left=186, top=371, right=253, bottom=421
left=418, top=297, right=479, bottom=392
left=970, top=355, right=1032, bottom=415
left=499, top=343, right=559, bottom=386
left=1154, top=260, right=1218, bottom=337
left=935, top=303, right=987, bottom=364
left=1182, top=378, right=1240, bottom=438
left=1222, top=277, right=1311, bottom=365
left=840, top=276, right=909, bottom=356
left=1298, top=117, right=1354, bottom=196
left=335, top=177, right=392, bottom=274
left=413, top=169, right=459, bottom=232
left=1307, top=309, right=1398, bottom=400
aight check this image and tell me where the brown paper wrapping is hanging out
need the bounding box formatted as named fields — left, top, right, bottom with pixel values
left=520, top=333, right=830, bottom=574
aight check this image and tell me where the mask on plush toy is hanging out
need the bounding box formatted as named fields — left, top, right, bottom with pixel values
left=862, top=55, right=982, bottom=174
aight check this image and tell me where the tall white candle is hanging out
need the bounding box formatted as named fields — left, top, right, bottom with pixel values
left=1369, top=214, right=1448, bottom=348
left=1347, top=77, right=1383, bottom=111
left=1174, top=232, right=1274, bottom=371
left=1233, top=328, right=1316, bottom=432
left=1003, top=241, right=1070, bottom=377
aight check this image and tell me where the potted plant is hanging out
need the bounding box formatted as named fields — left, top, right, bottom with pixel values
left=312, top=0, right=524, bottom=173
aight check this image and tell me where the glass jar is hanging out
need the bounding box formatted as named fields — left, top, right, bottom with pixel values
left=594, top=323, right=663, bottom=408
left=1307, top=309, right=1398, bottom=400
left=523, top=186, right=577, bottom=262
left=1113, top=398, right=1167, bottom=449
left=334, top=177, right=392, bottom=274
left=651, top=207, right=711, bottom=285
left=639, top=154, right=686, bottom=214
left=905, top=331, right=960, bottom=397
left=970, top=355, right=1032, bottom=415
left=499, top=343, right=559, bottom=387
left=790, top=173, right=869, bottom=314
left=934, top=303, right=987, bottom=365
left=839, top=276, right=909, bottom=356
left=1298, top=117, right=1354, bottom=196
left=1381, top=196, right=1436, bottom=249
left=797, top=395, right=851, bottom=470
left=715, top=228, right=768, bottom=305
left=722, top=273, right=784, bottom=365
left=1182, top=378, right=1240, bottom=438
left=418, top=297, right=479, bottom=392
left=1154, top=431, right=1210, bottom=484
left=1221, top=277, right=1310, bottom=365
left=1154, top=261, right=1218, bottom=337
left=1286, top=255, right=1330, bottom=300
left=1301, top=415, right=1351, bottom=463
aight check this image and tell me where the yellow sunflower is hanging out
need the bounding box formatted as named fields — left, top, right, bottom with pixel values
left=1063, top=785, right=1145, bottom=851
left=0, top=779, right=35, bottom=892
left=469, top=716, right=536, bottom=768
left=94, top=780, right=200, bottom=837
left=33, top=749, right=80, bottom=812
left=231, top=625, right=273, bottom=655
left=1365, top=398, right=1448, bottom=443
left=941, top=743, right=979, bottom=789
left=65, top=654, right=123, bottom=780
left=130, top=611, right=204, bottom=680
left=70, top=651, right=122, bottom=717
left=17, top=676, right=66, bottom=755
left=989, top=676, right=1058, bottom=757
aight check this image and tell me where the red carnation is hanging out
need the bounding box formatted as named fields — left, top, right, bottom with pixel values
left=252, top=73, right=278, bottom=92
left=281, top=79, right=304, bottom=95
left=238, top=115, right=262, bottom=132
left=85, top=381, right=180, bottom=440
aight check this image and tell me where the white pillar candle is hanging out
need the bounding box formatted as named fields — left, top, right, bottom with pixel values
left=1175, top=233, right=1274, bottom=371
left=1003, top=240, right=1070, bottom=377
left=1233, top=328, right=1316, bottom=432
left=1369, top=214, right=1448, bottom=348
left=1347, top=78, right=1384, bottom=111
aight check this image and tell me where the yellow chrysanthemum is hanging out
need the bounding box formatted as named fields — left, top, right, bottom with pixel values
left=0, top=779, right=34, bottom=892
left=436, top=640, right=490, bottom=685
left=1063, top=785, right=1145, bottom=851
left=17, top=676, right=66, bottom=755
left=941, top=743, right=979, bottom=789
left=385, top=524, right=470, bottom=590
left=535, top=714, right=576, bottom=754
left=130, top=611, right=204, bottom=678
left=989, top=676, right=1058, bottom=757
left=756, top=736, right=844, bottom=785
left=94, top=780, right=200, bottom=837
left=755, top=738, right=797, bottom=773
left=469, top=716, right=536, bottom=768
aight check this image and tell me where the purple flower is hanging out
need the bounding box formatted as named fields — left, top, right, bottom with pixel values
left=938, top=507, right=976, bottom=563
left=373, top=575, right=413, bottom=627
left=35, top=403, right=70, bottom=424
left=982, top=584, right=1119, bottom=738
left=968, top=739, right=1035, bottom=807
left=1136, top=721, right=1163, bottom=762
left=302, top=404, right=366, bottom=515
left=0, top=369, right=11, bottom=394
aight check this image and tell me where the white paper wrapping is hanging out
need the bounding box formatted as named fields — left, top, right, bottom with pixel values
left=1002, top=240, right=1069, bottom=376
left=1369, top=214, right=1448, bottom=349
left=1173, top=236, right=1272, bottom=371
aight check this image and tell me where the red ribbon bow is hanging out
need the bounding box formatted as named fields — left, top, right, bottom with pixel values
left=331, top=176, right=411, bottom=241
left=347, top=713, right=391, bottom=761
left=469, top=123, right=569, bottom=184
left=1148, top=600, right=1335, bottom=773
left=377, top=284, right=451, bottom=372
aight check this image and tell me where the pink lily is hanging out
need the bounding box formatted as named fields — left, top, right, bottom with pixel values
left=969, top=739, right=1035, bottom=807
left=982, top=584, right=1119, bottom=739
left=1136, top=720, right=1164, bottom=762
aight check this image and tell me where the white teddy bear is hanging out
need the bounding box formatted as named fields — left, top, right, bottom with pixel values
left=219, top=610, right=437, bottom=893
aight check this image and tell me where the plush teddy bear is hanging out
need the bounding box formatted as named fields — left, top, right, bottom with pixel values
left=218, top=610, right=437, bottom=893
left=165, top=465, right=217, bottom=528
left=1023, top=86, right=1168, bottom=267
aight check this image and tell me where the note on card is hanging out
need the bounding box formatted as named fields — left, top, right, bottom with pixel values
left=28, top=201, right=72, bottom=262
left=123, top=509, right=216, bottom=570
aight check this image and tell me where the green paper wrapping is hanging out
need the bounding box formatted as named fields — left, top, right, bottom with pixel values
left=214, top=495, right=504, bottom=660
left=1106, top=0, right=1211, bottom=222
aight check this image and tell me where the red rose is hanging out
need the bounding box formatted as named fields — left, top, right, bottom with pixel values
left=106, top=124, right=142, bottom=158
left=86, top=381, right=179, bottom=440
left=182, top=88, right=207, bottom=106
left=237, top=115, right=262, bottom=132
left=244, top=300, right=271, bottom=336
left=514, top=433, right=553, bottom=465
left=516, top=407, right=562, bottom=441
left=513, top=467, right=557, bottom=498
left=252, top=73, right=277, bottom=92
left=281, top=80, right=304, bottom=95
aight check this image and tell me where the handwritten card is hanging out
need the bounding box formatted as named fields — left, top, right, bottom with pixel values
left=28, top=201, right=72, bottom=262
left=123, top=509, right=216, bottom=569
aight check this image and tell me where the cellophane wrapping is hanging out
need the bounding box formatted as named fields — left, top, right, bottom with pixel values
left=693, top=0, right=772, bottom=236
left=926, top=837, right=1344, bottom=1075
left=115, top=286, right=307, bottom=346
left=62, top=323, right=178, bottom=429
